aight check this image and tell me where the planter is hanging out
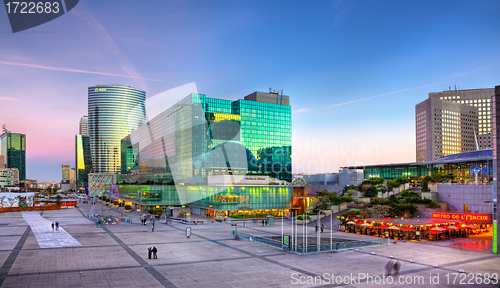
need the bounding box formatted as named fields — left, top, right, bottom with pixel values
left=381, top=236, right=386, bottom=238
left=357, top=232, right=361, bottom=235
left=394, top=237, right=399, bottom=240
left=345, top=230, right=349, bottom=233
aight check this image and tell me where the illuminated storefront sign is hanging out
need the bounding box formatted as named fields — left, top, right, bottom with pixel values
left=432, top=213, right=490, bottom=221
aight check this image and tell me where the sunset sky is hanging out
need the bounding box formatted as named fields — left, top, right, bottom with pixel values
left=1, top=0, right=499, bottom=182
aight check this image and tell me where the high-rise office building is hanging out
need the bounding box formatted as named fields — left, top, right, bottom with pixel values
left=416, top=88, right=494, bottom=162
left=121, top=91, right=292, bottom=182
left=429, top=88, right=494, bottom=149
left=62, top=165, right=70, bottom=181
left=415, top=97, right=478, bottom=162
left=88, top=85, right=146, bottom=174
left=0, top=125, right=26, bottom=180
left=79, top=116, right=89, bottom=136
left=75, top=134, right=92, bottom=189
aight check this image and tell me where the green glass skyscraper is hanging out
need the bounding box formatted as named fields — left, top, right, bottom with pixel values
left=88, top=85, right=146, bottom=174
left=0, top=125, right=26, bottom=180
left=122, top=91, right=292, bottom=182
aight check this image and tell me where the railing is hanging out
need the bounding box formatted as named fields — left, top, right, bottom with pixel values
left=237, top=233, right=388, bottom=254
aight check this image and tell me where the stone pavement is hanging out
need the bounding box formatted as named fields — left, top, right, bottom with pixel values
left=0, top=203, right=498, bottom=288
left=21, top=211, right=82, bottom=249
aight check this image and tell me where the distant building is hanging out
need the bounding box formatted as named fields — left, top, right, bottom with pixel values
left=62, top=165, right=70, bottom=182
left=21, top=179, right=38, bottom=189
left=79, top=116, right=89, bottom=136
left=88, top=85, right=146, bottom=174
left=0, top=125, right=26, bottom=180
left=416, top=97, right=478, bottom=162
left=416, top=88, right=494, bottom=162
left=0, top=168, right=15, bottom=188
left=75, top=135, right=92, bottom=190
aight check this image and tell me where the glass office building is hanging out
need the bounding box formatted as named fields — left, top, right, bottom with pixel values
left=88, top=85, right=146, bottom=174
left=0, top=127, right=26, bottom=181
left=345, top=149, right=493, bottom=185
left=75, top=135, right=93, bottom=189
left=109, top=184, right=293, bottom=217
left=114, top=91, right=293, bottom=216
left=121, top=91, right=292, bottom=183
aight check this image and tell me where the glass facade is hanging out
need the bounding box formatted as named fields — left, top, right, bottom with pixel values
left=108, top=184, right=293, bottom=213
left=88, top=85, right=146, bottom=174
left=75, top=135, right=93, bottom=189
left=121, top=92, right=292, bottom=183
left=0, top=132, right=26, bottom=180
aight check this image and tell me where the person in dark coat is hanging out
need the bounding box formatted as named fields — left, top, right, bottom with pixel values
left=55, top=222, right=59, bottom=231
left=152, top=246, right=158, bottom=259
left=51, top=223, right=54, bottom=231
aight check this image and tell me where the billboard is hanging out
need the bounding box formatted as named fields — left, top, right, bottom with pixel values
left=110, top=184, right=119, bottom=199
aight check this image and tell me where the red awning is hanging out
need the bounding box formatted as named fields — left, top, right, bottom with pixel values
left=355, top=223, right=364, bottom=225
left=401, top=227, right=415, bottom=231
left=378, top=225, right=389, bottom=228
left=428, top=230, right=443, bottom=234
left=440, top=227, right=451, bottom=230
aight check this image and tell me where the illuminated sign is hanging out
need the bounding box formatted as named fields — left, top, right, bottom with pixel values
left=431, top=213, right=490, bottom=221
left=94, top=88, right=107, bottom=92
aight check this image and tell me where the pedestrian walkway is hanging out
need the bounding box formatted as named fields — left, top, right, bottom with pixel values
left=21, top=211, right=82, bottom=249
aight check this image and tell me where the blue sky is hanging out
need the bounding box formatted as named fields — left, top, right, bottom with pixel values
left=0, top=0, right=499, bottom=182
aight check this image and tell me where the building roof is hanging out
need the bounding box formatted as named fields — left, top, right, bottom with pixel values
left=342, top=149, right=492, bottom=169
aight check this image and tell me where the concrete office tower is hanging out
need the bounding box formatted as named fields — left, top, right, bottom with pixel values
left=415, top=97, right=478, bottom=162
left=88, top=85, right=146, bottom=174
left=79, top=116, right=89, bottom=136
left=492, top=85, right=499, bottom=254
left=429, top=88, right=495, bottom=148
left=0, top=125, right=26, bottom=180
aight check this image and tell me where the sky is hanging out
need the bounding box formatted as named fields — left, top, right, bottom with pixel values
left=0, top=0, right=499, bottom=182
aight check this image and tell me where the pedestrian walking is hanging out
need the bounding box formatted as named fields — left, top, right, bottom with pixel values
left=51, top=223, right=54, bottom=231
left=315, top=225, right=318, bottom=233
left=262, top=219, right=265, bottom=227
left=321, top=224, right=324, bottom=233
left=393, top=261, right=401, bottom=277
left=152, top=246, right=158, bottom=259
left=385, top=260, right=393, bottom=276
left=55, top=222, right=59, bottom=231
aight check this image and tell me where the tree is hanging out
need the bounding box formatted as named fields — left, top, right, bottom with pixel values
left=388, top=194, right=398, bottom=203
left=365, top=187, right=378, bottom=198
left=55, top=195, right=62, bottom=206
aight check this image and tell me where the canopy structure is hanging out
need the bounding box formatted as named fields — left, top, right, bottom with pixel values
left=346, top=221, right=356, bottom=224
left=431, top=227, right=446, bottom=231
left=401, top=227, right=415, bottom=231
left=378, top=225, right=389, bottom=229
left=429, top=230, right=443, bottom=234
left=388, top=226, right=400, bottom=230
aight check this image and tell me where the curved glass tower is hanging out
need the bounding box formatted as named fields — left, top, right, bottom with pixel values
left=88, top=85, right=146, bottom=173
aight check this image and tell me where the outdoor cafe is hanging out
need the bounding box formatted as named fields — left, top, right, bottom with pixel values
left=340, top=213, right=492, bottom=241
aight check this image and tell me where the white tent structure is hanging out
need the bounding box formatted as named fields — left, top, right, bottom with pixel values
left=0, top=192, right=35, bottom=208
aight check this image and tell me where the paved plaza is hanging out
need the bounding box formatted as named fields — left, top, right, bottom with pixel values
left=0, top=202, right=498, bottom=288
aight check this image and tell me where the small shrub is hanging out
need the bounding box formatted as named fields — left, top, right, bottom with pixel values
left=347, top=209, right=360, bottom=215
left=124, top=205, right=132, bottom=210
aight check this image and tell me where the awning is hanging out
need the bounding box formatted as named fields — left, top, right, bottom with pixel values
left=388, top=226, right=400, bottom=230
left=378, top=225, right=389, bottom=229
left=429, top=230, right=443, bottom=234
left=401, top=227, right=415, bottom=231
